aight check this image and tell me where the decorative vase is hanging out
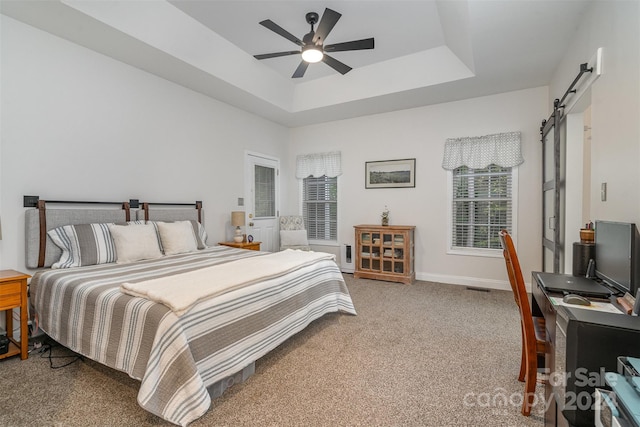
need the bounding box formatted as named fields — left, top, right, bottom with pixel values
left=580, top=229, right=594, bottom=244
left=381, top=206, right=390, bottom=226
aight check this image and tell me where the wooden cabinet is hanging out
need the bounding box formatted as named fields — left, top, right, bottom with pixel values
left=354, top=225, right=415, bottom=284
left=218, top=241, right=261, bottom=251
left=0, top=270, right=31, bottom=360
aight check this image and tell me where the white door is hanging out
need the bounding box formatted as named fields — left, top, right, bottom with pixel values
left=245, top=152, right=279, bottom=252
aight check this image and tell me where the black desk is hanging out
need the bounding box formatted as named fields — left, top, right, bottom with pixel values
left=532, top=272, right=640, bottom=427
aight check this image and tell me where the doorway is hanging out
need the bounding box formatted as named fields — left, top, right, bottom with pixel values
left=245, top=152, right=280, bottom=252
left=563, top=106, right=592, bottom=272
left=540, top=54, right=600, bottom=274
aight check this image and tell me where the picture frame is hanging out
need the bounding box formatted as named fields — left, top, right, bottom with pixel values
left=365, top=158, right=416, bottom=189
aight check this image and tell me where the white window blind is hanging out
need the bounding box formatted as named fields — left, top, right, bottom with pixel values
left=297, top=152, right=341, bottom=242
left=451, top=165, right=512, bottom=250
left=303, top=175, right=337, bottom=241
left=443, top=131, right=520, bottom=252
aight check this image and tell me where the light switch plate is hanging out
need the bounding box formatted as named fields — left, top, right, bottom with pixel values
left=601, top=182, right=607, bottom=201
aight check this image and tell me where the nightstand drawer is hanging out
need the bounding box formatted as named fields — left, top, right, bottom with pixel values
left=0, top=281, right=22, bottom=310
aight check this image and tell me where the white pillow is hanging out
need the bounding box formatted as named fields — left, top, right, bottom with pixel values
left=280, top=229, right=309, bottom=246
left=108, top=224, right=163, bottom=263
left=156, top=221, right=198, bottom=255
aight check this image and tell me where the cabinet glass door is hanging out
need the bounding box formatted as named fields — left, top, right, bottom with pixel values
left=360, top=232, right=371, bottom=270
left=393, top=232, right=404, bottom=273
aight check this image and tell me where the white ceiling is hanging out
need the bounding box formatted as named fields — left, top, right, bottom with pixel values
left=1, top=0, right=592, bottom=127
left=169, top=1, right=447, bottom=81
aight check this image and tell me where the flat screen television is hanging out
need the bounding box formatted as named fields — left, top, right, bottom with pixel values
left=594, top=220, right=640, bottom=295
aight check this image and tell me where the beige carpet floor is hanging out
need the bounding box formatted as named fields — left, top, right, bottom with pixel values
left=1, top=275, right=544, bottom=426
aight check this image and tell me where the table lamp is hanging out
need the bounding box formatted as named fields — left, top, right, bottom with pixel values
left=231, top=211, right=245, bottom=243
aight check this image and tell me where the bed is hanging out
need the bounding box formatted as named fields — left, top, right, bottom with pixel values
left=25, top=200, right=356, bottom=426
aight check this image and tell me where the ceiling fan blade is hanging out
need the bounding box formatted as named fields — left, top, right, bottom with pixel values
left=292, top=61, right=310, bottom=78
left=325, top=38, right=375, bottom=53
left=322, top=54, right=352, bottom=75
left=254, top=51, right=300, bottom=60
left=313, top=8, right=341, bottom=44
left=259, top=19, right=303, bottom=46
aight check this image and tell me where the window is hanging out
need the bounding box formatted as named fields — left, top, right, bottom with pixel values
left=450, top=164, right=515, bottom=251
left=254, top=164, right=275, bottom=217
left=303, top=175, right=337, bottom=242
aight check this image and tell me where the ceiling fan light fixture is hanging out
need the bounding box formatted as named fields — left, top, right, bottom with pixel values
left=255, top=8, right=373, bottom=78
left=301, top=45, right=323, bottom=63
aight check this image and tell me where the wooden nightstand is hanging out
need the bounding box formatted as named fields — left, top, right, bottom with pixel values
left=218, top=241, right=262, bottom=251
left=0, top=270, right=31, bottom=360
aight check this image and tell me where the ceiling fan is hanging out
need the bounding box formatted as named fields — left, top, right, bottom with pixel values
left=253, top=8, right=375, bottom=78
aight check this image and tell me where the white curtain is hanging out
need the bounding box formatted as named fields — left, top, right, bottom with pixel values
left=441, top=131, right=523, bottom=170
left=296, top=151, right=342, bottom=179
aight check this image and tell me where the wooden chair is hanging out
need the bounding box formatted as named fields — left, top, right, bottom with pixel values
left=499, top=229, right=546, bottom=416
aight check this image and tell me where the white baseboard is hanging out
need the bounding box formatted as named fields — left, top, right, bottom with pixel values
left=415, top=272, right=532, bottom=293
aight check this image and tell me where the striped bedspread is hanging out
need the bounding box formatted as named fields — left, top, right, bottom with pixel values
left=120, top=249, right=337, bottom=315
left=30, top=246, right=356, bottom=426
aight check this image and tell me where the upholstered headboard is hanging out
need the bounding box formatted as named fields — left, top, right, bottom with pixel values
left=137, top=202, right=203, bottom=223
left=25, top=206, right=129, bottom=269
left=24, top=198, right=203, bottom=269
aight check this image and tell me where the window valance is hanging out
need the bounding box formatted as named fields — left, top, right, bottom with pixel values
left=296, top=151, right=342, bottom=179
left=441, top=131, right=523, bottom=170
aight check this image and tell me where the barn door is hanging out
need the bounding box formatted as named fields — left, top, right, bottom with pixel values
left=541, top=101, right=564, bottom=273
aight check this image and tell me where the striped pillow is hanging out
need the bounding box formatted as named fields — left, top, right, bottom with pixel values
left=192, top=220, right=208, bottom=249
left=48, top=223, right=116, bottom=269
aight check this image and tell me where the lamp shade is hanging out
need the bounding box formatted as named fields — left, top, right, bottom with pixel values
left=231, top=211, right=245, bottom=227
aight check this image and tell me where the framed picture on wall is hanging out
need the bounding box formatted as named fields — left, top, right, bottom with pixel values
left=365, top=158, right=416, bottom=189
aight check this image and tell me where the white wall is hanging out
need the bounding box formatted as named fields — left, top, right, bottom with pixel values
left=0, top=16, right=290, bottom=273
left=7, top=0, right=634, bottom=293
left=549, top=0, right=640, bottom=226
left=287, top=87, right=548, bottom=290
